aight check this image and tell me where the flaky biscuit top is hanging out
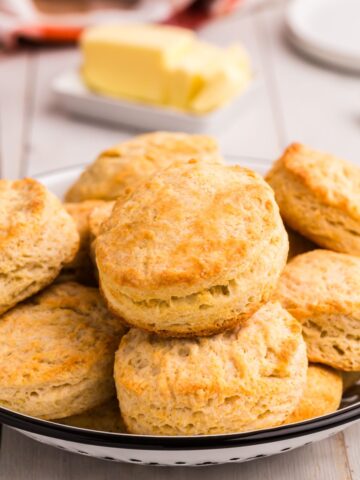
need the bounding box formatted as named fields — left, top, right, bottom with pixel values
left=96, top=161, right=286, bottom=298
left=277, top=250, right=360, bottom=318
left=65, top=132, right=222, bottom=202
left=0, top=282, right=126, bottom=389
left=267, top=143, right=360, bottom=220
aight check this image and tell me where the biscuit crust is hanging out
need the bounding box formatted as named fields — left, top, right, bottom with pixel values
left=0, top=178, right=79, bottom=314
left=0, top=282, right=126, bottom=419
left=114, top=302, right=307, bottom=435
left=266, top=143, right=360, bottom=256
left=276, top=250, right=360, bottom=371
left=65, top=132, right=222, bottom=203
left=96, top=161, right=288, bottom=336
left=286, top=225, right=317, bottom=262
left=57, top=398, right=126, bottom=433
left=284, top=364, right=342, bottom=424
left=64, top=200, right=107, bottom=283
left=89, top=201, right=115, bottom=240
left=342, top=372, right=360, bottom=392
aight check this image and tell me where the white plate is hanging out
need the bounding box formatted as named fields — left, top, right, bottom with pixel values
left=52, top=71, right=258, bottom=133
left=285, top=0, right=360, bottom=72
left=0, top=158, right=359, bottom=466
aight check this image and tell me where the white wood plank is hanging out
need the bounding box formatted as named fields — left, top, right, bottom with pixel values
left=199, top=12, right=279, bottom=160
left=0, top=428, right=351, bottom=480
left=0, top=52, right=30, bottom=178
left=342, top=423, right=360, bottom=478
left=258, top=4, right=360, bottom=165
left=25, top=48, right=132, bottom=177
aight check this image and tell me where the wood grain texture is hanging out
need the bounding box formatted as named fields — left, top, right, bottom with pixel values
left=0, top=52, right=32, bottom=179
left=259, top=4, right=360, bottom=166
left=342, top=423, right=360, bottom=479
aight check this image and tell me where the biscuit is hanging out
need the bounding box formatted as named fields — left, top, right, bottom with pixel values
left=0, top=282, right=126, bottom=419
left=88, top=201, right=115, bottom=266
left=57, top=398, right=126, bottom=433
left=64, top=200, right=107, bottom=284
left=0, top=178, right=79, bottom=315
left=286, top=225, right=317, bottom=262
left=114, top=302, right=307, bottom=435
left=266, top=143, right=360, bottom=256
left=65, top=132, right=222, bottom=203
left=342, top=372, right=360, bottom=391
left=96, top=161, right=288, bottom=336
left=89, top=201, right=115, bottom=240
left=284, top=364, right=342, bottom=424
left=276, top=250, right=360, bottom=371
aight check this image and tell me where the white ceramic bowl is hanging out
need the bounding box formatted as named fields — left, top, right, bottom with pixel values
left=0, top=159, right=359, bottom=466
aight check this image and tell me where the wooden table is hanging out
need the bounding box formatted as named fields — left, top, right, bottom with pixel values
left=0, top=1, right=359, bottom=478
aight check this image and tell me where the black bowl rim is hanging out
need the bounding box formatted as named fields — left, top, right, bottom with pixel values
left=1, top=404, right=360, bottom=450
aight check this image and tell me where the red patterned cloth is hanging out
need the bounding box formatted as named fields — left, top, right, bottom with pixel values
left=165, top=0, right=242, bottom=28
left=0, top=0, right=242, bottom=48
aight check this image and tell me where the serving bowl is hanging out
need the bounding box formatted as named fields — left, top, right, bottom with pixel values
left=0, top=158, right=359, bottom=466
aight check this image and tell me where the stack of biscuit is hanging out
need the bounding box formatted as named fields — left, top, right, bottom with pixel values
left=0, top=132, right=358, bottom=435
left=266, top=143, right=360, bottom=412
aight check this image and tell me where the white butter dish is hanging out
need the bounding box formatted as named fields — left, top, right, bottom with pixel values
left=52, top=70, right=258, bottom=133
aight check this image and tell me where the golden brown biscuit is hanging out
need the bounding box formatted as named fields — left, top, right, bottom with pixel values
left=342, top=372, right=360, bottom=391
left=65, top=200, right=107, bottom=266
left=286, top=225, right=317, bottom=262
left=97, top=160, right=288, bottom=336
left=266, top=143, right=360, bottom=256
left=114, top=302, right=307, bottom=435
left=64, top=200, right=107, bottom=284
left=0, top=282, right=126, bottom=420
left=0, top=178, right=79, bottom=315
left=284, top=364, right=342, bottom=424
left=276, top=250, right=360, bottom=371
left=57, top=398, right=126, bottom=433
left=88, top=201, right=115, bottom=266
left=89, top=201, right=115, bottom=243
left=65, top=132, right=222, bottom=203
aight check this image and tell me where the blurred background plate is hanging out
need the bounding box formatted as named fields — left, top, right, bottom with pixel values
left=285, top=0, right=360, bottom=72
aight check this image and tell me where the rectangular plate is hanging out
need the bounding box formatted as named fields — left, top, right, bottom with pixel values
left=52, top=70, right=259, bottom=133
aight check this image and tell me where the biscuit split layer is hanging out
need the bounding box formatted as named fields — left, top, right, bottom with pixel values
left=277, top=250, right=360, bottom=371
